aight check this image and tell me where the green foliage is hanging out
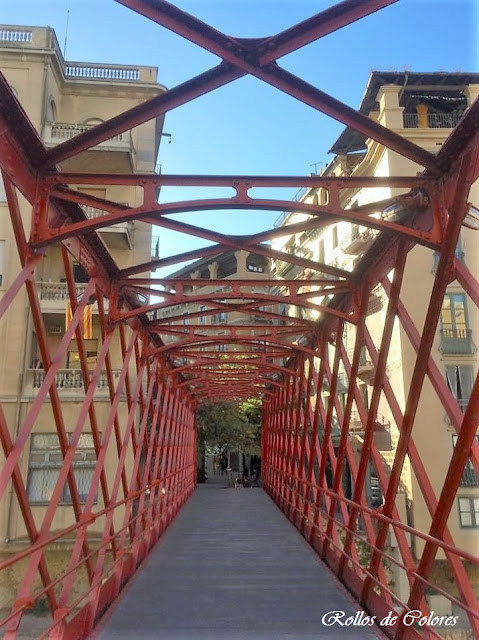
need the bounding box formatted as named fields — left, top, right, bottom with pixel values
left=197, top=399, right=262, bottom=455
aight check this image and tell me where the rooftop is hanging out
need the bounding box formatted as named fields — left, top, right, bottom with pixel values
left=0, top=25, right=160, bottom=85
left=329, top=71, right=479, bottom=155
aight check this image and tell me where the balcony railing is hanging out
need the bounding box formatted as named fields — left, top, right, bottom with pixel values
left=367, top=285, right=385, bottom=316
left=39, top=281, right=87, bottom=302
left=342, top=225, right=376, bottom=255
left=80, top=204, right=132, bottom=247
left=23, top=368, right=124, bottom=399
left=349, top=410, right=390, bottom=435
left=65, top=65, right=140, bottom=81
left=460, top=464, right=479, bottom=488
left=439, top=329, right=477, bottom=355
left=402, top=112, right=463, bottom=129
left=0, top=29, right=32, bottom=42
left=42, top=122, right=134, bottom=154
left=37, top=282, right=109, bottom=315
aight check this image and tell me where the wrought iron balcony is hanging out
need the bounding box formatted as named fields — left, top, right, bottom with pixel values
left=357, top=358, right=375, bottom=383
left=342, top=225, right=375, bottom=255
left=402, top=112, right=463, bottom=129
left=348, top=410, right=390, bottom=435
left=439, top=329, right=477, bottom=355
left=460, top=463, right=479, bottom=488
left=366, top=285, right=385, bottom=316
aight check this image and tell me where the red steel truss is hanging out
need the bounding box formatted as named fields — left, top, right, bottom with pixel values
left=0, top=1, right=478, bottom=638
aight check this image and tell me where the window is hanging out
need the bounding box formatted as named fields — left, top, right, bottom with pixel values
left=67, top=340, right=98, bottom=369
left=73, top=262, right=90, bottom=284
left=452, top=435, right=479, bottom=487
left=218, top=344, right=226, bottom=352
left=441, top=293, right=467, bottom=334
left=0, top=240, right=5, bottom=286
left=46, top=98, right=57, bottom=122
left=445, top=365, right=474, bottom=412
left=433, top=237, right=464, bottom=272
left=332, top=226, right=339, bottom=249
left=367, top=461, right=383, bottom=509
left=440, top=293, right=475, bottom=354
left=458, top=497, right=479, bottom=528
left=27, top=433, right=97, bottom=504
left=360, top=383, right=369, bottom=411
left=200, top=305, right=206, bottom=325
left=318, top=240, right=325, bottom=264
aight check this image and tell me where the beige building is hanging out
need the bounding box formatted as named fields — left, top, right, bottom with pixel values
left=157, top=248, right=273, bottom=357
left=273, top=72, right=479, bottom=608
left=0, top=24, right=165, bottom=606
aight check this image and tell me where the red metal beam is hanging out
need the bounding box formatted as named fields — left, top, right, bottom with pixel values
left=117, top=0, right=438, bottom=171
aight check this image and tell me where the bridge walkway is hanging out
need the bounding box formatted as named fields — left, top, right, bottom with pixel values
left=95, top=481, right=385, bottom=640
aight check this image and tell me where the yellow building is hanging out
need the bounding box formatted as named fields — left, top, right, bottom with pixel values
left=0, top=24, right=165, bottom=607
left=273, top=71, right=479, bottom=608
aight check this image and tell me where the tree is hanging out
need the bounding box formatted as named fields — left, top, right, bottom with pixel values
left=197, top=399, right=262, bottom=456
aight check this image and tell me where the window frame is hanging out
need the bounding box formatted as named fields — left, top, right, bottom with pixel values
left=458, top=496, right=479, bottom=529
left=440, top=292, right=469, bottom=335
left=445, top=364, right=474, bottom=411
left=27, top=432, right=98, bottom=505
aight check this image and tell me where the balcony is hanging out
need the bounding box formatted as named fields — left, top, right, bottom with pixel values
left=402, top=112, right=462, bottom=129
left=439, top=329, right=477, bottom=355
left=349, top=410, right=390, bottom=435
left=38, top=282, right=109, bottom=315
left=23, top=368, right=125, bottom=400
left=322, top=372, right=348, bottom=395
left=81, top=204, right=132, bottom=249
left=342, top=225, right=375, bottom=255
left=38, top=282, right=87, bottom=313
left=366, top=285, right=385, bottom=316
left=357, top=358, right=375, bottom=384
left=42, top=122, right=136, bottom=172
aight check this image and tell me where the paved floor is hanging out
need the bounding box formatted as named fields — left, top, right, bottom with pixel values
left=95, top=482, right=384, bottom=639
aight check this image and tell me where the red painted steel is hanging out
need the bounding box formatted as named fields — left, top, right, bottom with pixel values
left=0, top=1, right=478, bottom=638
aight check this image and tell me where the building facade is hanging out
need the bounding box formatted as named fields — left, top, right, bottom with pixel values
left=156, top=248, right=272, bottom=357
left=0, top=24, right=165, bottom=608
left=273, top=72, right=479, bottom=609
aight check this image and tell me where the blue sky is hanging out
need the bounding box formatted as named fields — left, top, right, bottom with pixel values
left=1, top=0, right=477, bottom=272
